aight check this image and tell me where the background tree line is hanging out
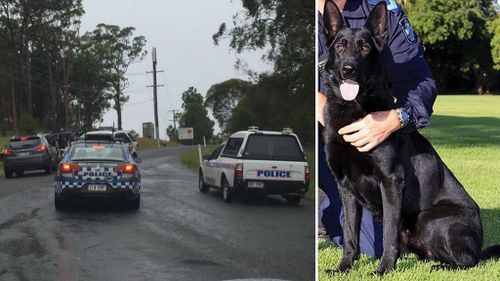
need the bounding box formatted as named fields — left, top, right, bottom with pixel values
left=0, top=0, right=146, bottom=136
left=201, top=0, right=498, bottom=146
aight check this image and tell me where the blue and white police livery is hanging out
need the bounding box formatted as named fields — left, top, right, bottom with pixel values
left=198, top=127, right=310, bottom=205
left=54, top=139, right=141, bottom=210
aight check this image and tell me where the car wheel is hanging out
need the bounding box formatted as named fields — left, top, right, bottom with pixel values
left=285, top=195, right=301, bottom=205
left=4, top=168, right=13, bottom=179
left=222, top=178, right=232, bottom=203
left=54, top=194, right=66, bottom=210
left=129, top=194, right=140, bottom=210
left=16, top=170, right=24, bottom=177
left=198, top=172, right=209, bottom=193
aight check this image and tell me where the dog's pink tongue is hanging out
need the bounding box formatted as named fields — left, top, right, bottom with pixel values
left=340, top=80, right=359, bottom=101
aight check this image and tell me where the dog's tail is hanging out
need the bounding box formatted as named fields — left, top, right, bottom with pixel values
left=480, top=245, right=500, bottom=260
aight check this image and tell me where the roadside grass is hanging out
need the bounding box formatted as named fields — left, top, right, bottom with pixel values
left=0, top=135, right=11, bottom=178
left=180, top=144, right=315, bottom=200
left=137, top=137, right=178, bottom=150
left=319, top=95, right=500, bottom=280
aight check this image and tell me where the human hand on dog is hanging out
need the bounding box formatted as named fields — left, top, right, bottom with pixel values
left=338, top=109, right=400, bottom=152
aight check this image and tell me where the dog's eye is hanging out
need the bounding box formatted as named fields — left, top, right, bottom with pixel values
left=335, top=39, right=347, bottom=52
left=360, top=45, right=370, bottom=54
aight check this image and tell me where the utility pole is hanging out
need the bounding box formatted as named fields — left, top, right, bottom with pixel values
left=147, top=47, right=164, bottom=147
left=168, top=109, right=179, bottom=141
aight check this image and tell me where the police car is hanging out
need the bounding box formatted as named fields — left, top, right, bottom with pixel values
left=199, top=127, right=309, bottom=204
left=54, top=140, right=141, bottom=210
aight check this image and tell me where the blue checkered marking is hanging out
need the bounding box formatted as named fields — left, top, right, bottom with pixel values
left=56, top=166, right=139, bottom=190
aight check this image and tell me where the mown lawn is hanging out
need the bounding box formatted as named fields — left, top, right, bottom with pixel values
left=180, top=144, right=315, bottom=200
left=319, top=95, right=500, bottom=281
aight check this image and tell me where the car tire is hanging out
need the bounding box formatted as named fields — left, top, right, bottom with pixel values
left=4, top=168, right=13, bottom=179
left=199, top=172, right=209, bottom=193
left=285, top=195, right=301, bottom=205
left=54, top=194, right=66, bottom=210
left=222, top=178, right=232, bottom=203
left=129, top=194, right=140, bottom=210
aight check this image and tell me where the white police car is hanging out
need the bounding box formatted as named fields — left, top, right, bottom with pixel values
left=199, top=127, right=309, bottom=204
left=54, top=140, right=141, bottom=210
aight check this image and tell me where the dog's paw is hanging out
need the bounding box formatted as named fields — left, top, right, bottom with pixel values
left=373, top=264, right=395, bottom=275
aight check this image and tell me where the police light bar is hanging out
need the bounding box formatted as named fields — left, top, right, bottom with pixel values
left=248, top=126, right=259, bottom=132
left=282, top=127, right=293, bottom=134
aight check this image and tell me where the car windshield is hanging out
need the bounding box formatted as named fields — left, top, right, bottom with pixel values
left=8, top=137, right=41, bottom=149
left=70, top=143, right=125, bottom=161
left=243, top=134, right=305, bottom=161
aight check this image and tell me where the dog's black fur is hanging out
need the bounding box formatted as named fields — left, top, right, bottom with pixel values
left=321, top=0, right=500, bottom=275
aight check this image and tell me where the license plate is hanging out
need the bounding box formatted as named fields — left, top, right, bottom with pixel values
left=18, top=152, right=30, bottom=156
left=87, top=184, right=107, bottom=192
left=247, top=181, right=264, bottom=188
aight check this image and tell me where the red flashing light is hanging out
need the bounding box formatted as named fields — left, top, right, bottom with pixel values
left=92, top=145, right=106, bottom=150
left=60, top=163, right=81, bottom=173
left=115, top=164, right=136, bottom=174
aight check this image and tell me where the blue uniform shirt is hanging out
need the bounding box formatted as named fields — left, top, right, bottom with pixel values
left=318, top=0, right=438, bottom=131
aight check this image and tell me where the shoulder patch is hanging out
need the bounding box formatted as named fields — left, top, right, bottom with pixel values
left=399, top=17, right=417, bottom=44
left=368, top=0, right=400, bottom=13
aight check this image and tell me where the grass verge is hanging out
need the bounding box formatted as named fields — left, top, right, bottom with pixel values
left=319, top=95, right=500, bottom=280
left=137, top=137, right=178, bottom=150
left=0, top=135, right=11, bottom=178
left=180, top=144, right=315, bottom=200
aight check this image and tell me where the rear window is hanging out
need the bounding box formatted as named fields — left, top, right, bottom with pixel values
left=9, top=137, right=41, bottom=149
left=114, top=133, right=131, bottom=143
left=222, top=138, right=243, bottom=157
left=243, top=135, right=305, bottom=161
left=71, top=143, right=125, bottom=161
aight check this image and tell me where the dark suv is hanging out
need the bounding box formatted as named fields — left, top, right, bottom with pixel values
left=2, top=135, right=58, bottom=178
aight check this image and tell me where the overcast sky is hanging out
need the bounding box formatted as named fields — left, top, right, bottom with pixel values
left=80, top=0, right=271, bottom=138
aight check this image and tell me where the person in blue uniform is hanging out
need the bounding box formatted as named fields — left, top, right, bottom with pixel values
left=317, top=0, right=438, bottom=258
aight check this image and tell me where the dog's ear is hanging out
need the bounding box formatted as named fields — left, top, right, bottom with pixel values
left=365, top=2, right=388, bottom=52
left=323, top=0, right=344, bottom=42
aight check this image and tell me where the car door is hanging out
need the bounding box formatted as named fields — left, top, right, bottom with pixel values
left=41, top=136, right=57, bottom=165
left=203, top=144, right=224, bottom=187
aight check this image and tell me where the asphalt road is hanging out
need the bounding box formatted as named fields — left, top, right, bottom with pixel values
left=0, top=146, right=315, bottom=281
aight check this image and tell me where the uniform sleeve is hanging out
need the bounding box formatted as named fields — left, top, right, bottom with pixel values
left=383, top=3, right=438, bottom=131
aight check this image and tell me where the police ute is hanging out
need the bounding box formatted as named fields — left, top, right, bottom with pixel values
left=198, top=127, right=309, bottom=204
left=54, top=139, right=141, bottom=210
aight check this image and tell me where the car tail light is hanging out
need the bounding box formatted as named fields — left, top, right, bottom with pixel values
left=115, top=164, right=136, bottom=174
left=235, top=163, right=243, bottom=178
left=36, top=145, right=47, bottom=152
left=60, top=163, right=81, bottom=173
left=305, top=166, right=310, bottom=182
left=2, top=149, right=12, bottom=156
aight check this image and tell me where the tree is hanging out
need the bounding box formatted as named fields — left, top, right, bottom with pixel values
left=406, top=0, right=498, bottom=93
left=213, top=0, right=314, bottom=144
left=178, top=87, right=214, bottom=144
left=166, top=125, right=178, bottom=142
left=83, top=24, right=147, bottom=130
left=204, top=79, right=252, bottom=130
left=488, top=16, right=500, bottom=70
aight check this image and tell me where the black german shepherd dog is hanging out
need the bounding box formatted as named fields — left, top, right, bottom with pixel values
left=321, top=0, right=500, bottom=275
